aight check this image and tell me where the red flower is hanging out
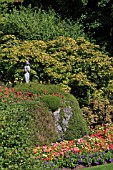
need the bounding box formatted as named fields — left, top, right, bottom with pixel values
left=44, top=90, right=48, bottom=94
left=0, top=87, right=2, bottom=92
left=4, top=91, right=9, bottom=95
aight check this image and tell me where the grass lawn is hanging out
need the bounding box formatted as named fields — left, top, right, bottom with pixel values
left=83, top=163, right=113, bottom=170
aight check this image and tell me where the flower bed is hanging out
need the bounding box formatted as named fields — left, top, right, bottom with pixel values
left=31, top=124, right=113, bottom=169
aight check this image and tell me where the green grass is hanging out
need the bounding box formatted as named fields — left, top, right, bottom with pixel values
left=83, top=163, right=113, bottom=170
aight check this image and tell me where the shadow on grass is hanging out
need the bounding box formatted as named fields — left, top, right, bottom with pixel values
left=83, top=163, right=113, bottom=170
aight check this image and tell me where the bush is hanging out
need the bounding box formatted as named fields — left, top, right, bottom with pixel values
left=0, top=83, right=89, bottom=168
left=0, top=86, right=59, bottom=169
left=15, top=82, right=89, bottom=140
left=41, top=94, right=62, bottom=112
left=1, top=6, right=85, bottom=41
left=1, top=35, right=112, bottom=110
left=63, top=94, right=89, bottom=140
left=0, top=102, right=37, bottom=169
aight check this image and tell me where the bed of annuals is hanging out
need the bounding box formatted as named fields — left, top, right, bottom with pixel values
left=30, top=124, right=113, bottom=169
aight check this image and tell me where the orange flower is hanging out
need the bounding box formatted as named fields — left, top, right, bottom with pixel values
left=33, top=149, right=37, bottom=154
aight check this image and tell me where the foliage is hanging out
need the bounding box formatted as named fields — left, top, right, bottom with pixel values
left=1, top=6, right=85, bottom=41
left=1, top=0, right=113, bottom=57
left=0, top=35, right=113, bottom=109
left=41, top=94, right=62, bottom=112
left=0, top=85, right=113, bottom=169
left=15, top=82, right=65, bottom=96
left=79, top=0, right=113, bottom=55
left=22, top=0, right=113, bottom=55
left=1, top=83, right=88, bottom=143
left=82, top=91, right=113, bottom=126
left=0, top=34, right=113, bottom=127
left=0, top=100, right=38, bottom=169
left=63, top=94, right=89, bottom=140
left=0, top=0, right=15, bottom=15
left=0, top=86, right=60, bottom=169
left=0, top=86, right=59, bottom=145
left=14, top=82, right=89, bottom=140
left=0, top=84, right=88, bottom=169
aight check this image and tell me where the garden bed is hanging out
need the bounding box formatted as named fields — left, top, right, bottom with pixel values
left=1, top=86, right=113, bottom=170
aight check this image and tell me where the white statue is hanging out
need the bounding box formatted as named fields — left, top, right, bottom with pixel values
left=24, top=61, right=30, bottom=83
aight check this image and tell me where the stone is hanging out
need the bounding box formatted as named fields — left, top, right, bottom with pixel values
left=53, top=106, right=73, bottom=140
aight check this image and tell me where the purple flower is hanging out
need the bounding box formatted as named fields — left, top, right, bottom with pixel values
left=98, top=158, right=101, bottom=161
left=51, top=163, right=55, bottom=167
left=78, top=155, right=82, bottom=158
left=90, top=154, right=92, bottom=158
left=81, top=155, right=86, bottom=159
left=78, top=159, right=83, bottom=163
left=44, top=161, right=49, bottom=165
left=95, top=162, right=99, bottom=165
left=70, top=159, right=72, bottom=162
left=94, top=153, right=97, bottom=157
left=109, top=159, right=113, bottom=163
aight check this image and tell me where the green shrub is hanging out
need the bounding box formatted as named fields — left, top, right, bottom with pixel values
left=63, top=94, right=89, bottom=140
left=0, top=98, right=58, bottom=169
left=41, top=94, right=62, bottom=112
left=1, top=35, right=112, bottom=110
left=15, top=82, right=89, bottom=140
left=0, top=102, right=36, bottom=169
left=0, top=83, right=89, bottom=169
left=1, top=6, right=85, bottom=41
